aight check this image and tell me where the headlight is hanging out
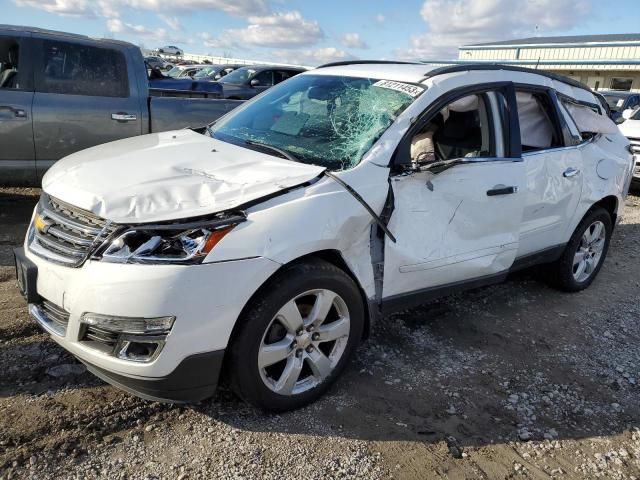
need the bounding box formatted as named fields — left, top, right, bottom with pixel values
left=99, top=221, right=240, bottom=264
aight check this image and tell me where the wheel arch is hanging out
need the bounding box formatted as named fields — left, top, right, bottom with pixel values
left=227, top=249, right=373, bottom=351
left=592, top=195, right=618, bottom=229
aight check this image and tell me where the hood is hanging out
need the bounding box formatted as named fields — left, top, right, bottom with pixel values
left=42, top=130, right=325, bottom=223
left=619, top=119, right=640, bottom=138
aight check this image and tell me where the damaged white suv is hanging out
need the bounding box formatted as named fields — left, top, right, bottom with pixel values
left=15, top=62, right=634, bottom=411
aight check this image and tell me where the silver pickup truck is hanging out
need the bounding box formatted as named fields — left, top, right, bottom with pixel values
left=0, top=25, right=242, bottom=186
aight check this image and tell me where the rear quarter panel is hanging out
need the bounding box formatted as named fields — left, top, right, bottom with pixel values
left=568, top=132, right=632, bottom=234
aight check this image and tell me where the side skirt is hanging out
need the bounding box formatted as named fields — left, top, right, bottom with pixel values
left=380, top=244, right=566, bottom=315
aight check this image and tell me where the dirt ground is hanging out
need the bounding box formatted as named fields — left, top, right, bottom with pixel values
left=1, top=187, right=639, bottom=480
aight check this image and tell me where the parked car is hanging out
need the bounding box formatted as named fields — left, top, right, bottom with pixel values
left=158, top=45, right=182, bottom=56
left=617, top=108, right=640, bottom=188
left=193, top=64, right=243, bottom=81
left=14, top=62, right=633, bottom=411
left=0, top=25, right=242, bottom=185
left=166, top=65, right=207, bottom=78
left=145, top=55, right=172, bottom=71
left=218, top=65, right=306, bottom=99
left=599, top=90, right=640, bottom=123
left=147, top=68, right=223, bottom=96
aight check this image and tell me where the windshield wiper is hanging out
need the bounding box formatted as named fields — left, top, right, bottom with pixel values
left=244, top=139, right=299, bottom=163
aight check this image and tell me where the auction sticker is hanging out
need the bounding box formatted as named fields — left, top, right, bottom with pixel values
left=373, top=80, right=424, bottom=98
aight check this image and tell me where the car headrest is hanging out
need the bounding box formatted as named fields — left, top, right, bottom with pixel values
left=439, top=111, right=480, bottom=140
left=7, top=44, right=18, bottom=67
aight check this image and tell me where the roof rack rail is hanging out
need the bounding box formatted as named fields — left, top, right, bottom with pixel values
left=316, top=60, right=424, bottom=69
left=423, top=63, right=591, bottom=92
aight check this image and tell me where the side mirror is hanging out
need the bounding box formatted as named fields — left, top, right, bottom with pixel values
left=250, top=78, right=260, bottom=87
left=622, top=108, right=634, bottom=120
left=214, top=74, right=221, bottom=80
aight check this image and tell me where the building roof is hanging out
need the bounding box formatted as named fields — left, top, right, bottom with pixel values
left=464, top=33, right=640, bottom=48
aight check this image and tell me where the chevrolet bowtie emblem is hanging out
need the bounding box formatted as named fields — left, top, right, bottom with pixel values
left=34, top=214, right=53, bottom=234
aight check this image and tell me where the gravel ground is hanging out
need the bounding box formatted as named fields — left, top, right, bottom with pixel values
left=1, top=187, right=639, bottom=480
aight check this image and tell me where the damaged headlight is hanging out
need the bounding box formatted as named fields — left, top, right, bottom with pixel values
left=98, top=215, right=244, bottom=264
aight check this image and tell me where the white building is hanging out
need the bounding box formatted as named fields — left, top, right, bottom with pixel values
left=455, top=34, right=640, bottom=92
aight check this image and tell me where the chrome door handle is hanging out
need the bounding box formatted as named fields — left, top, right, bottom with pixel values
left=0, top=105, right=26, bottom=118
left=563, top=167, right=580, bottom=178
left=111, top=113, right=137, bottom=122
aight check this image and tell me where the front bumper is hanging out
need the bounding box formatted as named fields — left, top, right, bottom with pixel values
left=17, top=245, right=281, bottom=400
left=80, top=350, right=225, bottom=402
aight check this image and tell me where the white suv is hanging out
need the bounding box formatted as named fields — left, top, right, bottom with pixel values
left=14, top=62, right=634, bottom=411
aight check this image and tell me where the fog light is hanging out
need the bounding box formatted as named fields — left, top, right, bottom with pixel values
left=80, top=313, right=175, bottom=363
left=115, top=336, right=164, bottom=362
left=81, top=313, right=175, bottom=334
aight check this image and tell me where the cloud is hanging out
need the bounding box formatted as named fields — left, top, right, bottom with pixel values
left=341, top=33, right=368, bottom=49
left=14, top=0, right=91, bottom=16
left=116, top=0, right=267, bottom=17
left=218, top=11, right=324, bottom=49
left=398, top=0, right=592, bottom=60
left=107, top=18, right=186, bottom=44
left=15, top=0, right=268, bottom=18
left=158, top=14, right=182, bottom=31
left=375, top=13, right=385, bottom=24
left=272, top=47, right=356, bottom=67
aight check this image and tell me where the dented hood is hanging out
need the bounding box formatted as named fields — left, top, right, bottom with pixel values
left=42, top=130, right=325, bottom=223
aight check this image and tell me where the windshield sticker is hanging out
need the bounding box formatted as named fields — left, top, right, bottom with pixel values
left=617, top=99, right=625, bottom=107
left=373, top=80, right=424, bottom=98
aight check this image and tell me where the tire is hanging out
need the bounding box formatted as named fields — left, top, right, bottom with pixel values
left=545, top=206, right=612, bottom=292
left=228, top=259, right=365, bottom=412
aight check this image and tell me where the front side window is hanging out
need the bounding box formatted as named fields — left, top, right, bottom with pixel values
left=254, top=70, right=274, bottom=86
left=37, top=40, right=128, bottom=97
left=209, top=74, right=421, bottom=170
left=0, top=36, right=24, bottom=89
left=410, top=93, right=495, bottom=163
left=219, top=68, right=255, bottom=85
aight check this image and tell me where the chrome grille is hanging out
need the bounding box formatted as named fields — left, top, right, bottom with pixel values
left=28, top=194, right=115, bottom=267
left=29, top=300, right=70, bottom=337
left=630, top=138, right=640, bottom=179
left=41, top=300, right=70, bottom=330
left=81, top=325, right=119, bottom=354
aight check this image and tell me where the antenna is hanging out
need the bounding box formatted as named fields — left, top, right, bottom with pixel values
left=535, top=56, right=541, bottom=69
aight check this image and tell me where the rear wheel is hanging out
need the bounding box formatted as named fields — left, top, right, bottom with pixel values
left=545, top=207, right=612, bottom=292
left=228, top=259, right=365, bottom=411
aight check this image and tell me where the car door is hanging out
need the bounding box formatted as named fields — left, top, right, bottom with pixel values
left=0, top=32, right=36, bottom=185
left=382, top=83, right=526, bottom=307
left=515, top=88, right=583, bottom=257
left=31, top=36, right=142, bottom=180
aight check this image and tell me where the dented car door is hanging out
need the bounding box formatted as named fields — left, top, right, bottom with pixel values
left=382, top=84, right=526, bottom=306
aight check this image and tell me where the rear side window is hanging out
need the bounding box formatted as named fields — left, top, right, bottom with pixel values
left=515, top=90, right=563, bottom=152
left=36, top=40, right=129, bottom=97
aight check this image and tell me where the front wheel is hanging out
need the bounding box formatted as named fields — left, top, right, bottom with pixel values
left=546, top=207, right=612, bottom=292
left=228, top=259, right=365, bottom=412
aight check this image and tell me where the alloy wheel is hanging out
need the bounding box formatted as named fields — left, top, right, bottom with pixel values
left=258, top=289, right=350, bottom=396
left=572, top=220, right=606, bottom=283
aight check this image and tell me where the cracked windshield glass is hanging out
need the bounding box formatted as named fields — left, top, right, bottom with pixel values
left=208, top=74, right=422, bottom=170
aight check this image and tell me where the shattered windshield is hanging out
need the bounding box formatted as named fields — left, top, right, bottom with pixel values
left=208, top=74, right=422, bottom=170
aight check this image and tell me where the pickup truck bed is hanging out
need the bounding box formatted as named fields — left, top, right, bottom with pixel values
left=0, top=25, right=243, bottom=186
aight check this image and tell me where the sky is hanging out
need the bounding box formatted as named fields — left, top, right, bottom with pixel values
left=4, top=0, right=640, bottom=66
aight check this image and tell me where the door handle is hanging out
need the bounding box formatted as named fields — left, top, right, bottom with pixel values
left=563, top=167, right=580, bottom=178
left=486, top=186, right=518, bottom=196
left=0, top=105, right=26, bottom=118
left=111, top=113, right=137, bottom=122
